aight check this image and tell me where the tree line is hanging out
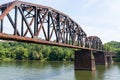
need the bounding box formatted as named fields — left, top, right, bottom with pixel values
left=0, top=41, right=119, bottom=62
left=0, top=41, right=74, bottom=61
left=103, top=41, right=120, bottom=62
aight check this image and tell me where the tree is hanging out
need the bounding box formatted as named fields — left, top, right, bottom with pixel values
left=0, top=41, right=74, bottom=61
left=42, top=47, right=51, bottom=60
left=104, top=41, right=120, bottom=62
left=28, top=50, right=43, bottom=60
left=49, top=47, right=63, bottom=61
left=14, top=47, right=28, bottom=60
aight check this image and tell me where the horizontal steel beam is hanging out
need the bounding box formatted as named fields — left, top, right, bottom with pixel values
left=0, top=33, right=92, bottom=50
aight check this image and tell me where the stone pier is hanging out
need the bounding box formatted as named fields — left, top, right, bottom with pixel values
left=74, top=49, right=114, bottom=71
left=74, top=49, right=96, bottom=71
left=93, top=51, right=107, bottom=65
left=106, top=54, right=114, bottom=64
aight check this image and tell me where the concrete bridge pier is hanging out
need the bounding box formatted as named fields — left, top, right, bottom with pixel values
left=106, top=56, right=113, bottom=64
left=93, top=51, right=107, bottom=65
left=74, top=49, right=96, bottom=71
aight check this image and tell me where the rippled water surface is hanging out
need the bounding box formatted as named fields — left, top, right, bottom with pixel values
left=0, top=61, right=120, bottom=80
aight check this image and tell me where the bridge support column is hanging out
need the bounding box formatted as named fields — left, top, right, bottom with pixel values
left=93, top=51, right=107, bottom=65
left=106, top=56, right=113, bottom=64
left=74, top=49, right=96, bottom=71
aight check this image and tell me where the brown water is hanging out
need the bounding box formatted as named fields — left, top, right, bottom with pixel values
left=0, top=61, right=120, bottom=80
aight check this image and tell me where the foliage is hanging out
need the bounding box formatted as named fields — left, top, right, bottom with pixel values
left=0, top=40, right=120, bottom=62
left=0, top=41, right=74, bottom=61
left=103, top=41, right=120, bottom=62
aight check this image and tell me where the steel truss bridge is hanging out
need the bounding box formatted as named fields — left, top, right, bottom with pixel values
left=0, top=0, right=114, bottom=70
left=0, top=0, right=102, bottom=50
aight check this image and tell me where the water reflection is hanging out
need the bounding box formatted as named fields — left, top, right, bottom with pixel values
left=74, top=71, right=96, bottom=80
left=0, top=61, right=120, bottom=80
left=74, top=63, right=120, bottom=80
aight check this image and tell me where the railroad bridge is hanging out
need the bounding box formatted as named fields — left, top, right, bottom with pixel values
left=0, top=1, right=114, bottom=70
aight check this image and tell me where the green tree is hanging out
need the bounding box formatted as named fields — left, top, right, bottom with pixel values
left=0, top=41, right=75, bottom=61
left=104, top=41, right=120, bottom=62
left=14, top=47, right=28, bottom=60
left=48, top=47, right=64, bottom=61
left=42, top=47, right=51, bottom=60
left=28, top=50, right=43, bottom=60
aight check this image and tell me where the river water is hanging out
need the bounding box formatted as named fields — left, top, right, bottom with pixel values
left=0, top=61, right=120, bottom=80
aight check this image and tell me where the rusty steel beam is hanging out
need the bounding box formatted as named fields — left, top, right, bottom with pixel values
left=34, top=6, right=38, bottom=37
left=0, top=1, right=17, bottom=20
left=7, top=13, right=20, bottom=36
left=47, top=12, right=50, bottom=41
left=0, top=33, right=92, bottom=50
left=0, top=10, right=3, bottom=33
left=14, top=6, right=18, bottom=35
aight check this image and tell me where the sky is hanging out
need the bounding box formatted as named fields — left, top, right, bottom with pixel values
left=0, top=0, right=120, bottom=43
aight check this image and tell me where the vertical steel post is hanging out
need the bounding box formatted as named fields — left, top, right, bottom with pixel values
left=63, top=31, right=65, bottom=43
left=34, top=7, right=38, bottom=37
left=0, top=19, right=3, bottom=33
left=21, top=10, right=24, bottom=36
left=69, top=32, right=71, bottom=45
left=71, top=22, right=75, bottom=45
left=68, top=23, right=71, bottom=45
left=56, top=13, right=60, bottom=42
left=77, top=35, right=80, bottom=46
left=14, top=6, right=18, bottom=35
left=66, top=30, right=68, bottom=44
left=71, top=23, right=74, bottom=45
left=72, top=33, right=74, bottom=45
left=47, top=11, right=50, bottom=41
left=66, top=20, right=68, bottom=44
left=0, top=10, right=3, bottom=33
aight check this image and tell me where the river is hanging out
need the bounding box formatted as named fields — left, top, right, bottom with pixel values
left=0, top=61, right=120, bottom=80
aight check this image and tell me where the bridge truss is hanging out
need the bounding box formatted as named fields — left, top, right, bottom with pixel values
left=0, top=1, right=103, bottom=50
